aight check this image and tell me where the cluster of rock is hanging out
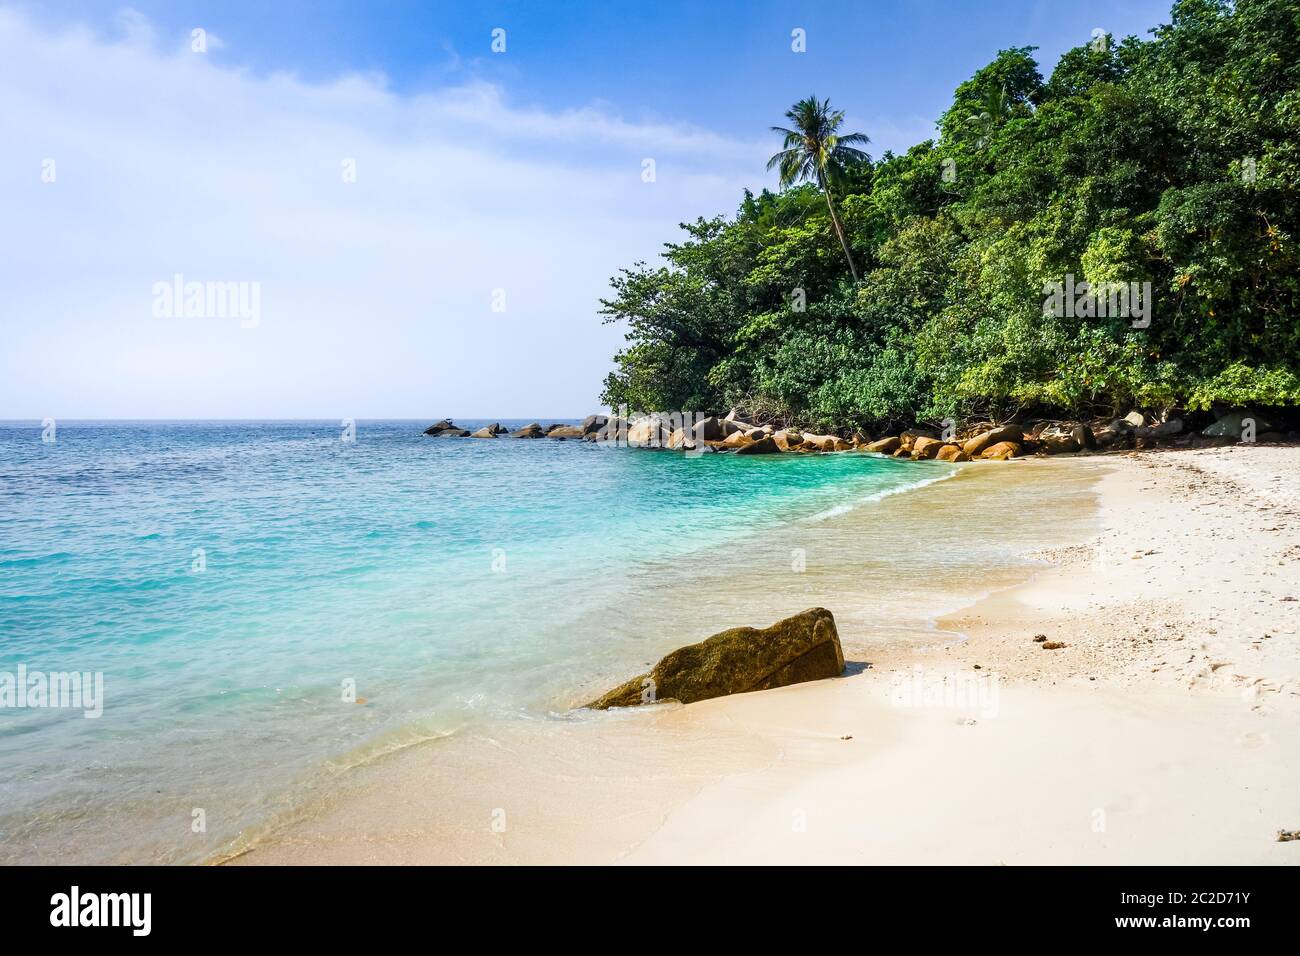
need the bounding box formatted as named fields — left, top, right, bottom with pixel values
left=585, top=409, right=866, bottom=455
left=426, top=407, right=1294, bottom=459
left=586, top=607, right=845, bottom=709
left=423, top=416, right=608, bottom=440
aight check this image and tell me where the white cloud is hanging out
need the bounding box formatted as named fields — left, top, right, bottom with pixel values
left=0, top=7, right=766, bottom=418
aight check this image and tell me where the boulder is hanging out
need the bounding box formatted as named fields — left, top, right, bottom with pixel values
left=911, top=437, right=944, bottom=459
left=586, top=608, right=845, bottom=709
left=1073, top=423, right=1097, bottom=450
left=1136, top=419, right=1183, bottom=440
left=721, top=430, right=754, bottom=448
left=1094, top=422, right=1134, bottom=447
left=1037, top=425, right=1080, bottom=454
left=1202, top=410, right=1277, bottom=438
left=800, top=433, right=836, bottom=451
left=981, top=441, right=1021, bottom=460
left=511, top=422, right=546, bottom=439
left=1122, top=410, right=1146, bottom=429
left=963, top=425, right=1023, bottom=458
left=667, top=428, right=697, bottom=451
left=470, top=425, right=499, bottom=439
left=626, top=417, right=668, bottom=447
left=580, top=414, right=608, bottom=435
left=936, top=443, right=969, bottom=462
left=547, top=425, right=585, bottom=438
left=771, top=430, right=804, bottom=451
left=735, top=435, right=781, bottom=455
left=423, top=419, right=458, bottom=435
left=850, top=431, right=870, bottom=446
left=831, top=437, right=853, bottom=451
left=865, top=436, right=901, bottom=454
left=692, top=416, right=728, bottom=442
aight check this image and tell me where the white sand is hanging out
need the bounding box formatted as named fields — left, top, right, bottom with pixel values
left=232, top=445, right=1300, bottom=865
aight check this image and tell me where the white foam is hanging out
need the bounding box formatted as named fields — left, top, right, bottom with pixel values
left=806, top=469, right=959, bottom=522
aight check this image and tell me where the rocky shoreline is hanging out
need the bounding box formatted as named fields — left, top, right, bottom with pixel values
left=424, top=407, right=1298, bottom=460
left=423, top=417, right=603, bottom=440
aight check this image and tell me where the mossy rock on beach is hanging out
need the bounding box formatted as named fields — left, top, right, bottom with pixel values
left=586, top=607, right=845, bottom=710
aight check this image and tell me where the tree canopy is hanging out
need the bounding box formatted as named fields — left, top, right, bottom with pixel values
left=600, top=0, right=1300, bottom=430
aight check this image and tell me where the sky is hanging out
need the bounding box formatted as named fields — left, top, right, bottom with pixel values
left=1, top=1, right=1175, bottom=419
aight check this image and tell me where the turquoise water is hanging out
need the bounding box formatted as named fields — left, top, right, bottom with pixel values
left=0, top=420, right=950, bottom=862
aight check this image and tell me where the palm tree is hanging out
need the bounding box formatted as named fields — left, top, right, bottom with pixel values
left=767, top=96, right=870, bottom=282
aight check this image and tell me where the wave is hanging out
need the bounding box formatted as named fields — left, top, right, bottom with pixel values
left=806, top=468, right=959, bottom=522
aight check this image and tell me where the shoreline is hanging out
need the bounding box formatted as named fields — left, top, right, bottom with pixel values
left=229, top=444, right=1300, bottom=865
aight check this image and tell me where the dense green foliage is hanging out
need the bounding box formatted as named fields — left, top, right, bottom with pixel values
left=600, top=0, right=1300, bottom=429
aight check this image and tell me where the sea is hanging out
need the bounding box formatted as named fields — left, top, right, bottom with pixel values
left=0, top=419, right=1096, bottom=862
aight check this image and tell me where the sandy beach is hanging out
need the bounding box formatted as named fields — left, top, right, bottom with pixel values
left=230, top=445, right=1300, bottom=865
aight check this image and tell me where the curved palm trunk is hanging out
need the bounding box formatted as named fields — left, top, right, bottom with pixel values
left=818, top=172, right=859, bottom=282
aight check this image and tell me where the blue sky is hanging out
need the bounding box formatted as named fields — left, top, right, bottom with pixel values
left=3, top=1, right=1177, bottom=418
left=35, top=0, right=1174, bottom=156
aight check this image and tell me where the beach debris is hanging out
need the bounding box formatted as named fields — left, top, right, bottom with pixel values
left=840, top=735, right=853, bottom=740
left=1033, top=634, right=1048, bottom=643
left=1276, top=829, right=1299, bottom=842
left=586, top=607, right=845, bottom=709
left=1041, top=641, right=1067, bottom=650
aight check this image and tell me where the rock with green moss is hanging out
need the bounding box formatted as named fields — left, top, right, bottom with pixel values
left=586, top=607, right=845, bottom=709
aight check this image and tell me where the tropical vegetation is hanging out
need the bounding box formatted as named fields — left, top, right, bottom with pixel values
left=599, top=0, right=1300, bottom=431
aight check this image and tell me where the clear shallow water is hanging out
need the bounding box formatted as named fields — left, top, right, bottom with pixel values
left=0, top=420, right=962, bottom=863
